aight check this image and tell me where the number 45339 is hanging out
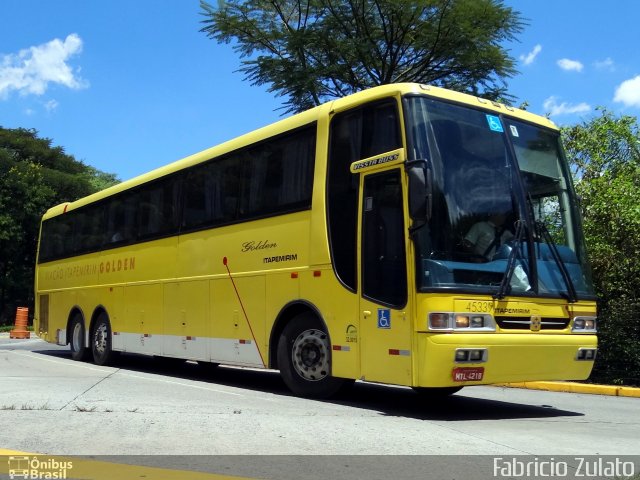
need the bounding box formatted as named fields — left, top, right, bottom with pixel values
left=465, top=301, right=493, bottom=313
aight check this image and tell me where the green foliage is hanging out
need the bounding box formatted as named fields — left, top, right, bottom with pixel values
left=83, top=165, right=121, bottom=192
left=201, top=0, right=525, bottom=113
left=0, top=127, right=119, bottom=325
left=562, top=109, right=640, bottom=386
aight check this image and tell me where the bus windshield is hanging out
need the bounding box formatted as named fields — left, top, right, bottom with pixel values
left=405, top=95, right=595, bottom=299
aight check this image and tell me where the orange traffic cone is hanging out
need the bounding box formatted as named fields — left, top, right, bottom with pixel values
left=9, top=307, right=30, bottom=339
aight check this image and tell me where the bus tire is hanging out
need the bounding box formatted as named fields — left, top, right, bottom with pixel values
left=69, top=314, right=91, bottom=362
left=91, top=312, right=114, bottom=366
left=277, top=313, right=345, bottom=399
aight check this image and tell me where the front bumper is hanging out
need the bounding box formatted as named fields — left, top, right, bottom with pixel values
left=415, top=332, right=598, bottom=387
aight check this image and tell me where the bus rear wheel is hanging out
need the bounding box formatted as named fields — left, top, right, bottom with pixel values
left=91, top=313, right=114, bottom=366
left=69, top=314, right=91, bottom=361
left=277, top=313, right=345, bottom=398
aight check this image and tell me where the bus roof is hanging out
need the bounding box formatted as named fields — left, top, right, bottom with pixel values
left=42, top=83, right=557, bottom=220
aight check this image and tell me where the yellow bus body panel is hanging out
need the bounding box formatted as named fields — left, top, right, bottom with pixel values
left=34, top=83, right=595, bottom=391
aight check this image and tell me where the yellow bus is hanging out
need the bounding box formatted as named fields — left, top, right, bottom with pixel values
left=34, top=83, right=597, bottom=398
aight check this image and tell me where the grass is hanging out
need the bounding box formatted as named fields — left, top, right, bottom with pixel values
left=74, top=405, right=97, bottom=413
left=0, top=324, right=34, bottom=333
left=0, top=403, right=51, bottom=410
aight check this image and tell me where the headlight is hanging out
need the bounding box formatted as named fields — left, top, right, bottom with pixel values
left=454, top=348, right=488, bottom=363
left=455, top=350, right=469, bottom=362
left=455, top=315, right=470, bottom=328
left=429, top=313, right=451, bottom=330
left=471, top=316, right=485, bottom=328
left=572, top=316, right=597, bottom=332
left=576, top=348, right=597, bottom=361
left=428, top=312, right=496, bottom=332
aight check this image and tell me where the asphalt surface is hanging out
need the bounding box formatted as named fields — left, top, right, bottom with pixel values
left=1, top=334, right=639, bottom=479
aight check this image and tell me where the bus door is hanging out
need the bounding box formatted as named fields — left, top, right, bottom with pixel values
left=358, top=168, right=412, bottom=385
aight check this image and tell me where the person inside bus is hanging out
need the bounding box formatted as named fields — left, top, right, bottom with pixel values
left=462, top=212, right=531, bottom=291
left=462, top=212, right=513, bottom=261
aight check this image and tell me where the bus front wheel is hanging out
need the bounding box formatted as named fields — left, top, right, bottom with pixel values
left=91, top=313, right=114, bottom=366
left=69, top=315, right=91, bottom=362
left=277, top=314, right=345, bottom=399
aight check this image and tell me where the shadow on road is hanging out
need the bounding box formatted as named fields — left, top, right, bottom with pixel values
left=33, top=345, right=584, bottom=422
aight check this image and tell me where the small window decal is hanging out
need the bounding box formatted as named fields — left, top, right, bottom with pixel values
left=364, top=197, right=374, bottom=212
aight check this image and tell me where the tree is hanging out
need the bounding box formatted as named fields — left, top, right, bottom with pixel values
left=0, top=127, right=119, bottom=325
left=561, top=109, right=640, bottom=386
left=201, top=0, right=525, bottom=113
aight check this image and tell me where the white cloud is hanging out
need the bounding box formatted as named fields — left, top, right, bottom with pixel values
left=557, top=58, right=584, bottom=72
left=44, top=99, right=59, bottom=112
left=594, top=57, right=615, bottom=71
left=543, top=96, right=591, bottom=116
left=0, top=34, right=88, bottom=100
left=520, top=44, right=542, bottom=66
left=614, top=75, right=640, bottom=108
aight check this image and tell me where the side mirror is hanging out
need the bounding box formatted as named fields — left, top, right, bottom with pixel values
left=406, top=159, right=433, bottom=222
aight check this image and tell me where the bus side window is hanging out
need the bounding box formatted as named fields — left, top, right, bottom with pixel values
left=241, top=126, right=316, bottom=217
left=279, top=128, right=315, bottom=208
left=74, top=204, right=105, bottom=253
left=139, top=179, right=179, bottom=238
left=183, top=165, right=213, bottom=229
left=219, top=158, right=242, bottom=222
left=106, top=192, right=138, bottom=244
left=241, top=147, right=270, bottom=216
left=40, top=215, right=73, bottom=261
left=328, top=99, right=401, bottom=291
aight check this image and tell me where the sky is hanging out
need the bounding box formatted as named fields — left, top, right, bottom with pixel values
left=1, top=1, right=639, bottom=181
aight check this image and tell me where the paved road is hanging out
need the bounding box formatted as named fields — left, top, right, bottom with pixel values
left=1, top=335, right=639, bottom=478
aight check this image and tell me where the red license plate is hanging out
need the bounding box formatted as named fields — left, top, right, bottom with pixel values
left=452, top=367, right=485, bottom=382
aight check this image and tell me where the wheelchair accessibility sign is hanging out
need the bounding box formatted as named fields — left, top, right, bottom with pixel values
left=486, top=114, right=504, bottom=133
left=377, top=309, right=391, bottom=329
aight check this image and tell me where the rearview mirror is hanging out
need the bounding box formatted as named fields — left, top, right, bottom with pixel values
left=406, top=159, right=433, bottom=222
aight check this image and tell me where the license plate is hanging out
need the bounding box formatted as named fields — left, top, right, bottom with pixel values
left=452, top=367, right=484, bottom=382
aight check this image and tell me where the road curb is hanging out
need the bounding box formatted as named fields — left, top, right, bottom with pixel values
left=495, top=381, right=640, bottom=398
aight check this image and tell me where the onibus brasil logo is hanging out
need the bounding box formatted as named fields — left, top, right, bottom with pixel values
left=8, top=456, right=73, bottom=479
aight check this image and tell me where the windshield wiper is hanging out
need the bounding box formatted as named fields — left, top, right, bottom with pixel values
left=536, top=220, right=578, bottom=303
left=493, top=219, right=526, bottom=300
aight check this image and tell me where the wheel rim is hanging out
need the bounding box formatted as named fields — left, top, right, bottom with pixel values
left=291, top=329, right=330, bottom=381
left=94, top=322, right=108, bottom=355
left=72, top=322, right=83, bottom=351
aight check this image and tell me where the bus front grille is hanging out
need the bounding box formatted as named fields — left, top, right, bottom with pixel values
left=495, top=316, right=570, bottom=330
